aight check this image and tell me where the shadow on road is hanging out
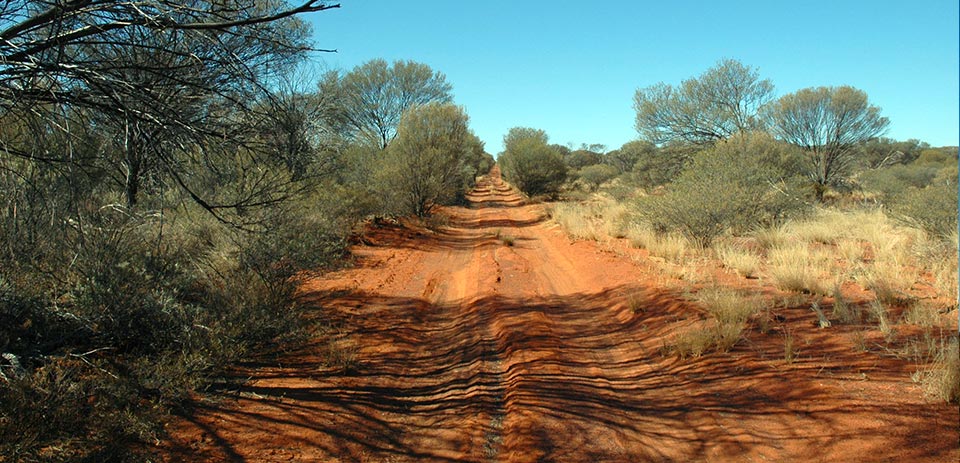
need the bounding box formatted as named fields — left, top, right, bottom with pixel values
left=165, top=285, right=953, bottom=462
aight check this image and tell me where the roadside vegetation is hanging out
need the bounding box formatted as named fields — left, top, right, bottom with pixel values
left=0, top=3, right=492, bottom=461
left=543, top=59, right=958, bottom=404
left=1, top=3, right=955, bottom=460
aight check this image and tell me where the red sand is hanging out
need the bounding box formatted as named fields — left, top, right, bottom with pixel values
left=163, top=167, right=959, bottom=462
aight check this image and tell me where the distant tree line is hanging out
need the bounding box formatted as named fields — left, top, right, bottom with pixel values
left=500, top=59, right=955, bottom=247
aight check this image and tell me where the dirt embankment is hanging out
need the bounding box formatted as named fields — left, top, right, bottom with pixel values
left=165, top=168, right=959, bottom=462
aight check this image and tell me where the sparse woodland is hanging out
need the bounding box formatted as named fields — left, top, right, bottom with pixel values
left=0, top=3, right=956, bottom=462
left=544, top=62, right=958, bottom=408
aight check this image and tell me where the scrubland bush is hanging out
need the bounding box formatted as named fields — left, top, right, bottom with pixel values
left=379, top=103, right=486, bottom=216
left=0, top=196, right=351, bottom=461
left=625, top=142, right=690, bottom=190
left=499, top=127, right=568, bottom=198
left=892, top=180, right=958, bottom=240
left=576, top=164, right=619, bottom=192
left=635, top=133, right=808, bottom=247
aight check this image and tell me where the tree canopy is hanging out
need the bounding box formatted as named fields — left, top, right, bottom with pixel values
left=323, top=59, right=453, bottom=149
left=767, top=85, right=889, bottom=200
left=633, top=59, right=774, bottom=146
left=382, top=103, right=478, bottom=216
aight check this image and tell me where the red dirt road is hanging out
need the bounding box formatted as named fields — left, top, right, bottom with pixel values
left=165, top=169, right=959, bottom=462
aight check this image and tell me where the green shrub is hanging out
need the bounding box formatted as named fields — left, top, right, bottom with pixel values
left=380, top=103, right=479, bottom=217
left=0, top=199, right=349, bottom=462
left=859, top=163, right=941, bottom=201
left=893, top=180, right=958, bottom=240
left=636, top=133, right=808, bottom=247
left=576, top=164, right=619, bottom=191
left=499, top=127, right=568, bottom=198
left=626, top=142, right=690, bottom=190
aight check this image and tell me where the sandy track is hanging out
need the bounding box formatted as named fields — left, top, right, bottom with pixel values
left=165, top=168, right=958, bottom=462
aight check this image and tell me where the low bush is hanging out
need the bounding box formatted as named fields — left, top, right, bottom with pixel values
left=892, top=180, right=958, bottom=241
left=0, top=200, right=349, bottom=462
left=635, top=133, right=808, bottom=247
left=499, top=128, right=568, bottom=198
left=576, top=164, right=619, bottom=192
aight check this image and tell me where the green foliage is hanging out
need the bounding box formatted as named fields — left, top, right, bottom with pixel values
left=893, top=179, right=959, bottom=240
left=636, top=133, right=808, bottom=247
left=379, top=103, right=477, bottom=217
left=499, top=127, right=568, bottom=197
left=605, top=140, right=654, bottom=173
left=768, top=86, right=890, bottom=201
left=859, top=163, right=942, bottom=201
left=857, top=138, right=929, bottom=170
left=916, top=147, right=959, bottom=166
left=326, top=59, right=453, bottom=149
left=565, top=149, right=602, bottom=169
left=576, top=164, right=619, bottom=192
left=634, top=59, right=774, bottom=145
left=626, top=142, right=693, bottom=190
left=0, top=186, right=351, bottom=461
left=857, top=147, right=958, bottom=239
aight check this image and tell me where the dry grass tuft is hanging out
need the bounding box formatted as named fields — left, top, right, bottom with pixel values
left=669, top=322, right=718, bottom=359
left=715, top=244, right=761, bottom=278
left=913, top=336, right=960, bottom=403
left=551, top=198, right=631, bottom=242
left=831, top=283, right=861, bottom=324
left=901, top=299, right=943, bottom=327
left=626, top=223, right=657, bottom=250
left=767, top=243, right=829, bottom=295
left=754, top=224, right=789, bottom=251
left=551, top=202, right=602, bottom=241
left=868, top=299, right=893, bottom=336
left=625, top=290, right=647, bottom=314
left=789, top=211, right=846, bottom=244
left=667, top=287, right=763, bottom=357
left=856, top=262, right=906, bottom=305
left=648, top=233, right=691, bottom=264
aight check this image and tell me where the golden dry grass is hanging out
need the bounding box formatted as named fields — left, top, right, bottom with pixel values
left=715, top=244, right=761, bottom=278
left=766, top=242, right=830, bottom=295
left=913, top=336, right=960, bottom=403
left=550, top=198, right=633, bottom=242
left=668, top=287, right=763, bottom=357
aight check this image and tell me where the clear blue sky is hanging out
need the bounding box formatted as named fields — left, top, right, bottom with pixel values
left=305, top=0, right=959, bottom=154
